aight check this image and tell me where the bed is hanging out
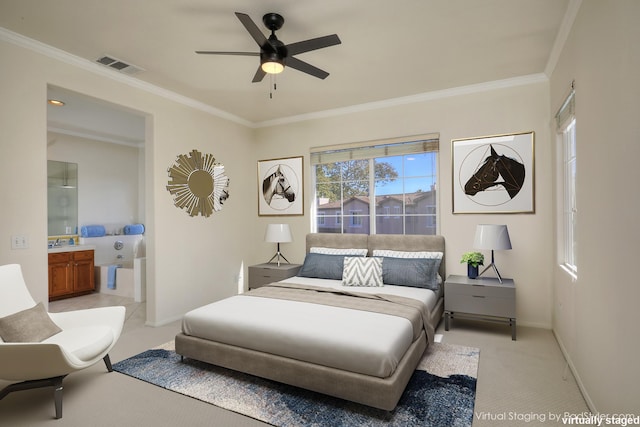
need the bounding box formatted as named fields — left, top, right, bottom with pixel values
left=175, top=233, right=445, bottom=410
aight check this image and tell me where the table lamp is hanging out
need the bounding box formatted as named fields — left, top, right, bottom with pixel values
left=265, top=224, right=292, bottom=266
left=474, top=224, right=512, bottom=283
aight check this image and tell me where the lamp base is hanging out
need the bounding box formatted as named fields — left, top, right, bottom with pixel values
left=477, top=250, right=504, bottom=283
left=478, top=262, right=504, bottom=283
left=267, top=251, right=290, bottom=267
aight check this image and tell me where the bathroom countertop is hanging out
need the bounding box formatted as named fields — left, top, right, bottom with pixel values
left=48, top=245, right=96, bottom=253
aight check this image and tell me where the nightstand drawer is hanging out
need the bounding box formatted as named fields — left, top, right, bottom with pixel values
left=248, top=264, right=302, bottom=289
left=250, top=269, right=290, bottom=282
left=445, top=292, right=515, bottom=318
left=446, top=282, right=515, bottom=299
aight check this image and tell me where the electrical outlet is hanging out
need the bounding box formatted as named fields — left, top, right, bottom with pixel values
left=11, top=235, right=29, bottom=249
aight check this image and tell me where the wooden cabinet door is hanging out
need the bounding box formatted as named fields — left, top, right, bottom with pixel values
left=49, top=253, right=73, bottom=297
left=72, top=250, right=95, bottom=293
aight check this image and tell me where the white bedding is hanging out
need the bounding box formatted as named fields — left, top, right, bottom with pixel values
left=181, top=277, right=437, bottom=378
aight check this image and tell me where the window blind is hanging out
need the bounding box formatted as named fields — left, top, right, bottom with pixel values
left=310, top=133, right=439, bottom=165
left=556, top=84, right=575, bottom=130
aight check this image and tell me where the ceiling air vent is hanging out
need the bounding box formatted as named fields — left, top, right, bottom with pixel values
left=95, top=55, right=144, bottom=75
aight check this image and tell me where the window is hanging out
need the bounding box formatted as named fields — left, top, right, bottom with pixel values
left=311, top=134, right=439, bottom=235
left=350, top=210, right=363, bottom=227
left=556, top=86, right=577, bottom=276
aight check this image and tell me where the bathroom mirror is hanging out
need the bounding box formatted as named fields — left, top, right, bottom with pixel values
left=48, top=160, right=78, bottom=236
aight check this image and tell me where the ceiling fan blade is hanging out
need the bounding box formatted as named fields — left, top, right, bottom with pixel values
left=286, top=34, right=341, bottom=56
left=195, top=51, right=259, bottom=56
left=252, top=66, right=267, bottom=83
left=235, top=12, right=270, bottom=49
left=286, top=57, right=330, bottom=79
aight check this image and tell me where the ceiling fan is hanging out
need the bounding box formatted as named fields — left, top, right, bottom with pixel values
left=196, top=12, right=341, bottom=83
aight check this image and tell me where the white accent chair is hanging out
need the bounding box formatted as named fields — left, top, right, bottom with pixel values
left=0, top=264, right=125, bottom=419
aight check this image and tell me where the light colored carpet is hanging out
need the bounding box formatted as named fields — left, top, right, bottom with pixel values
left=0, top=293, right=589, bottom=426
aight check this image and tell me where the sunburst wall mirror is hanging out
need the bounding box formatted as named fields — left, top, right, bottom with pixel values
left=166, top=149, right=230, bottom=217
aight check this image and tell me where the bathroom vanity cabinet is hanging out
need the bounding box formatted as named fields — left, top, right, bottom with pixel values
left=48, top=249, right=95, bottom=300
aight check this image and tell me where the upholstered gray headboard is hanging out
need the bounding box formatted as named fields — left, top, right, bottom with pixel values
left=306, top=233, right=446, bottom=280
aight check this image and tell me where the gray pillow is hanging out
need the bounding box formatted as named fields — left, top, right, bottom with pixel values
left=298, top=253, right=359, bottom=280
left=381, top=257, right=442, bottom=290
left=0, top=302, right=62, bottom=342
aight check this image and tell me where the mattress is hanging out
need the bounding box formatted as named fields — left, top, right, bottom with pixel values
left=181, top=277, right=437, bottom=378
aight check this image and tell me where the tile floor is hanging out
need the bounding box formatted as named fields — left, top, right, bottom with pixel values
left=49, top=292, right=146, bottom=334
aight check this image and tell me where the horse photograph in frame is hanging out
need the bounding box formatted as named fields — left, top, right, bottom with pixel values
left=452, top=132, right=535, bottom=214
left=258, top=156, right=304, bottom=216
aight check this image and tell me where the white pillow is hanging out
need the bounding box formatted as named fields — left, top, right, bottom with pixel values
left=310, top=247, right=368, bottom=256
left=342, top=257, right=384, bottom=287
left=372, top=249, right=443, bottom=259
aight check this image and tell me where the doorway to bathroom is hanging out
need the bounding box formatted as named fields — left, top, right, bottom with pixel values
left=46, top=85, right=149, bottom=311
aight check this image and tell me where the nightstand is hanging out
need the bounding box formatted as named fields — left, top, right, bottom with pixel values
left=248, top=263, right=302, bottom=289
left=444, top=274, right=516, bottom=340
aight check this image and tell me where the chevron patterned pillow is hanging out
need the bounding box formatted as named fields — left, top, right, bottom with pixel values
left=342, top=256, right=383, bottom=287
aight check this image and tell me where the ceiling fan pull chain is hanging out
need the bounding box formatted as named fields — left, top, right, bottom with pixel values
left=269, top=74, right=273, bottom=99
left=268, top=74, right=278, bottom=99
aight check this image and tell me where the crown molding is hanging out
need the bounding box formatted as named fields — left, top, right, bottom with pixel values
left=48, top=124, right=144, bottom=148
left=0, top=26, right=253, bottom=128
left=255, top=73, right=549, bottom=128
left=544, top=0, right=582, bottom=77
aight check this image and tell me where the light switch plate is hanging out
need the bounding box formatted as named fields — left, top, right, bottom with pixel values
left=11, top=235, right=29, bottom=249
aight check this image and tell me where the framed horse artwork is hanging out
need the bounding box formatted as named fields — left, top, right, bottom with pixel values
left=258, top=156, right=304, bottom=216
left=452, top=132, right=535, bottom=214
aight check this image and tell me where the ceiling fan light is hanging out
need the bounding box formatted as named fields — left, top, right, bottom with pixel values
left=261, top=60, right=284, bottom=74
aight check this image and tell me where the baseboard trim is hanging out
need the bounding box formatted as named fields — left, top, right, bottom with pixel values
left=145, top=314, right=183, bottom=328
left=517, top=320, right=552, bottom=329
left=552, top=329, right=597, bottom=413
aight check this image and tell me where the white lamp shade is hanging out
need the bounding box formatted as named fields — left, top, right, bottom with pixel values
left=264, top=224, right=292, bottom=243
left=474, top=224, right=512, bottom=250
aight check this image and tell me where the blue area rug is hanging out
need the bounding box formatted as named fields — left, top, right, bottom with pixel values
left=114, top=341, right=478, bottom=426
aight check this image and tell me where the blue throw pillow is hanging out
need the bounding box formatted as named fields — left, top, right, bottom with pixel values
left=298, top=253, right=358, bottom=280
left=381, top=257, right=441, bottom=290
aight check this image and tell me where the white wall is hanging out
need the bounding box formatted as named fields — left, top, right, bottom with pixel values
left=549, top=0, right=640, bottom=413
left=47, top=132, right=142, bottom=233
left=255, top=79, right=554, bottom=328
left=0, top=38, right=255, bottom=325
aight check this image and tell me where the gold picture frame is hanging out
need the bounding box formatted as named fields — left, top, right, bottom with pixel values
left=452, top=131, right=535, bottom=214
